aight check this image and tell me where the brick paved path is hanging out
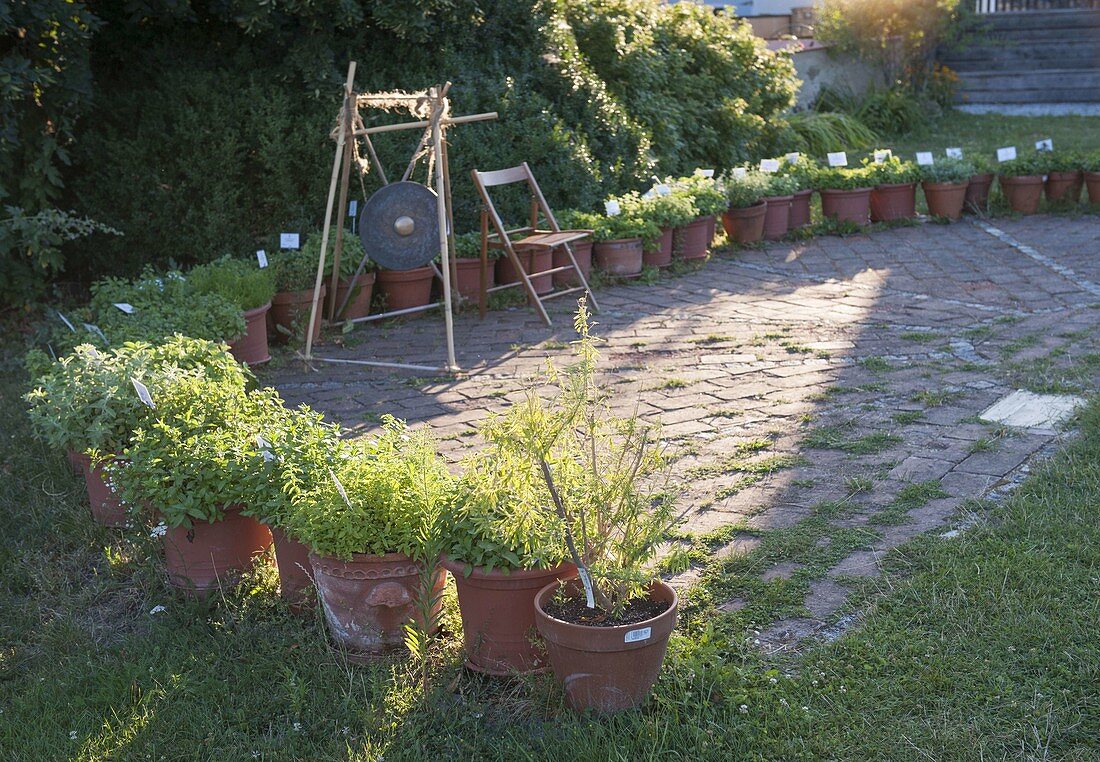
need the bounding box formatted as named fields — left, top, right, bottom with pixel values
left=266, top=216, right=1100, bottom=650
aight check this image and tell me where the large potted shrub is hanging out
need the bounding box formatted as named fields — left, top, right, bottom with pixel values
left=282, top=417, right=452, bottom=661
left=920, top=157, right=975, bottom=220
left=998, top=155, right=1045, bottom=215
left=866, top=155, right=919, bottom=222
left=552, top=210, right=597, bottom=287
left=629, top=193, right=696, bottom=269
left=189, top=256, right=276, bottom=365
left=591, top=210, right=655, bottom=279
left=1084, top=151, right=1100, bottom=205
left=25, top=336, right=249, bottom=528
left=112, top=373, right=274, bottom=595
left=451, top=231, right=494, bottom=300
left=817, top=166, right=874, bottom=224
left=441, top=454, right=576, bottom=675
left=1043, top=152, right=1083, bottom=204
left=720, top=170, right=769, bottom=244
left=780, top=155, right=818, bottom=229
left=965, top=155, right=995, bottom=215
left=674, top=177, right=726, bottom=259
left=505, top=302, right=680, bottom=713
left=761, top=172, right=800, bottom=240
left=270, top=248, right=326, bottom=342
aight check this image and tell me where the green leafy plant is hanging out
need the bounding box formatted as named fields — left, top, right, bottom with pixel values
left=763, top=173, right=800, bottom=197
left=452, top=231, right=484, bottom=259
left=189, top=256, right=276, bottom=311
left=863, top=155, right=919, bottom=185
left=298, top=230, right=374, bottom=280
left=270, top=247, right=319, bottom=293
left=919, top=156, right=976, bottom=184
left=590, top=199, right=660, bottom=248
left=1042, top=151, right=1083, bottom=173
left=998, top=155, right=1044, bottom=178
left=1081, top=151, right=1100, bottom=173
left=815, top=166, right=875, bottom=191
left=622, top=192, right=697, bottom=230
left=724, top=171, right=771, bottom=209
left=779, top=154, right=821, bottom=192
left=671, top=176, right=727, bottom=217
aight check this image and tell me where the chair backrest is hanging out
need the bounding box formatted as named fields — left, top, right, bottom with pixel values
left=470, top=162, right=561, bottom=234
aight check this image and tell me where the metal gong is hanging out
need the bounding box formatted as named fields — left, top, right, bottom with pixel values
left=358, top=181, right=440, bottom=271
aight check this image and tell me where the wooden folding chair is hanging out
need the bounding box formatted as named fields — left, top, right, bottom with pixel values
left=470, top=162, right=599, bottom=326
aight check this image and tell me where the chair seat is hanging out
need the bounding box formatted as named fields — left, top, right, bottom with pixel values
left=511, top=230, right=592, bottom=249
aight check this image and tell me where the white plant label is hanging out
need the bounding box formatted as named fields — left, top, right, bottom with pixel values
left=732, top=167, right=748, bottom=179
left=759, top=158, right=781, bottom=173
left=131, top=378, right=155, bottom=409
left=329, top=468, right=352, bottom=509
left=873, top=149, right=891, bottom=164
left=693, top=168, right=715, bottom=178
left=57, top=311, right=76, bottom=332
left=997, top=146, right=1017, bottom=162
left=256, top=249, right=268, bottom=268
left=624, top=627, right=652, bottom=644
left=654, top=183, right=671, bottom=197
left=256, top=434, right=275, bottom=461
left=348, top=200, right=358, bottom=217
left=280, top=232, right=300, bottom=250
left=113, top=302, right=135, bottom=314
left=946, top=147, right=963, bottom=159
left=604, top=200, right=621, bottom=217
left=827, top=152, right=848, bottom=167
left=1035, top=138, right=1053, bottom=152
left=577, top=567, right=596, bottom=609
left=916, top=152, right=934, bottom=166
left=785, top=152, right=801, bottom=164
left=83, top=323, right=108, bottom=344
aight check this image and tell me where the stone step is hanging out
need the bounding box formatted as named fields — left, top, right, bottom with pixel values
left=958, top=67, right=1100, bottom=89
left=977, top=9, right=1100, bottom=32
left=943, top=40, right=1100, bottom=70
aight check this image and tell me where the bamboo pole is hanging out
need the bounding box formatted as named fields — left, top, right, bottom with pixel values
left=328, top=94, right=356, bottom=322
left=354, top=112, right=497, bottom=136
left=431, top=88, right=459, bottom=372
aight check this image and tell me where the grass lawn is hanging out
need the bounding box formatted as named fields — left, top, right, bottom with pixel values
left=887, top=110, right=1100, bottom=162
left=1, top=338, right=1098, bottom=760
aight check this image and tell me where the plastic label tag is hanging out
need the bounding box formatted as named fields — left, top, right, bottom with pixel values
left=873, top=149, right=891, bottom=164
left=693, top=168, right=715, bottom=178
left=57, top=311, right=76, bottom=332
left=916, top=152, right=934, bottom=166
left=280, top=232, right=300, bottom=249
left=1035, top=138, right=1053, bottom=152
left=784, top=152, right=801, bottom=164
left=759, top=158, right=780, bottom=173
left=604, top=200, right=621, bottom=216
left=83, top=324, right=108, bottom=344
left=654, top=183, right=671, bottom=196
left=577, top=567, right=596, bottom=609
left=329, top=468, right=352, bottom=508
left=256, top=434, right=275, bottom=461
left=348, top=200, right=358, bottom=217
left=827, top=152, right=848, bottom=167
left=732, top=167, right=747, bottom=179
left=256, top=249, right=268, bottom=268
left=113, top=303, right=135, bottom=314
left=997, top=146, right=1017, bottom=162
left=624, top=627, right=652, bottom=644
left=946, top=147, right=963, bottom=159
left=131, top=378, right=155, bottom=409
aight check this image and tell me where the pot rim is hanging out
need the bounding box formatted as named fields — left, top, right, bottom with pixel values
left=921, top=180, right=969, bottom=190
left=873, top=182, right=917, bottom=190
left=273, top=284, right=326, bottom=301
left=762, top=194, right=794, bottom=203
left=308, top=550, right=417, bottom=564
left=726, top=199, right=768, bottom=214
left=440, top=555, right=574, bottom=580
left=533, top=577, right=678, bottom=633
left=998, top=174, right=1043, bottom=183
left=593, top=237, right=643, bottom=246
left=242, top=301, right=272, bottom=318
left=376, top=266, right=435, bottom=281
left=820, top=187, right=872, bottom=195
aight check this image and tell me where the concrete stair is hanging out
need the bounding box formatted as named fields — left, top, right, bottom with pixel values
left=942, top=10, right=1100, bottom=104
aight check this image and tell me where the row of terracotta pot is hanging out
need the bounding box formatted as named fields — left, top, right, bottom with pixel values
left=1001, top=169, right=1100, bottom=214
left=721, top=188, right=815, bottom=244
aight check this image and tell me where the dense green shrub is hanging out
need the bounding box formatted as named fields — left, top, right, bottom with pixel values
left=189, top=257, right=276, bottom=311
left=920, top=157, right=976, bottom=184
left=816, top=167, right=875, bottom=191
left=864, top=155, right=920, bottom=185
left=724, top=172, right=770, bottom=209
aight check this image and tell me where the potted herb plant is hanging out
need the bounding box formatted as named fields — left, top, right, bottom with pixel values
left=189, top=256, right=276, bottom=365
left=965, top=155, right=995, bottom=215
left=493, top=301, right=681, bottom=713
left=628, top=193, right=696, bottom=269
left=673, top=177, right=726, bottom=260
left=299, top=231, right=377, bottom=322
left=591, top=204, right=656, bottom=279
left=553, top=209, right=598, bottom=287
left=780, top=155, right=818, bottom=230
left=998, top=155, right=1045, bottom=215
left=720, top=170, right=769, bottom=244
left=281, top=417, right=452, bottom=661
left=1043, top=152, right=1084, bottom=204
left=270, top=247, right=326, bottom=342
left=1083, top=151, right=1100, bottom=205
left=441, top=454, right=576, bottom=675
left=920, top=157, right=975, bottom=220
left=451, top=230, right=493, bottom=300
left=866, top=155, right=919, bottom=222
left=761, top=173, right=800, bottom=240
left=817, top=166, right=875, bottom=225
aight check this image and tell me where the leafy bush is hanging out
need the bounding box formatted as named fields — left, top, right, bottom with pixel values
left=779, top=154, right=821, bottom=192
left=189, top=257, right=276, bottom=311
left=724, top=171, right=771, bottom=209
left=299, top=230, right=374, bottom=279
left=671, top=176, right=728, bottom=217
left=1082, top=152, right=1100, bottom=173
left=623, top=192, right=698, bottom=230
left=920, top=157, right=976, bottom=184
left=452, top=231, right=483, bottom=259
left=853, top=87, right=934, bottom=136
left=1043, top=152, right=1083, bottom=173
left=763, top=173, right=800, bottom=198
left=816, top=167, right=875, bottom=191
left=864, top=155, right=920, bottom=185
left=998, top=156, right=1044, bottom=178
left=786, top=112, right=878, bottom=157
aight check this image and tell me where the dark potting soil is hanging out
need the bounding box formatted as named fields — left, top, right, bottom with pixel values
left=543, top=594, right=670, bottom=627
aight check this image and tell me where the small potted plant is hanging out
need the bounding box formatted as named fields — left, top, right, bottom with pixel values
left=920, top=156, right=975, bottom=220
left=441, top=453, right=576, bottom=675
left=270, top=247, right=327, bottom=342
left=1084, top=151, right=1100, bottom=205
left=493, top=301, right=681, bottom=713
left=965, top=155, right=995, bottom=215
left=189, top=256, right=276, bottom=365
left=112, top=372, right=274, bottom=595
left=760, top=173, right=800, bottom=240
left=817, top=166, right=875, bottom=225
left=591, top=203, right=656, bottom=279
left=780, top=155, right=818, bottom=230
left=451, top=230, right=494, bottom=300
left=299, top=232, right=377, bottom=322
left=720, top=170, right=769, bottom=244
left=673, top=177, right=726, bottom=260
left=281, top=417, right=452, bottom=661
left=628, top=193, right=696, bottom=269
left=998, top=155, right=1045, bottom=215
left=865, top=155, right=919, bottom=222
left=1043, top=152, right=1084, bottom=204
left=553, top=209, right=598, bottom=287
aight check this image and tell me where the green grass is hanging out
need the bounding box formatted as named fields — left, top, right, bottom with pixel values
left=887, top=110, right=1100, bottom=160
left=804, top=422, right=904, bottom=455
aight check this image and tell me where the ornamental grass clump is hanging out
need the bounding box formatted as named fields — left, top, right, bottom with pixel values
left=189, top=256, right=276, bottom=312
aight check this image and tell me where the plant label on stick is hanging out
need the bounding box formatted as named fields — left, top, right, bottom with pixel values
left=256, top=434, right=275, bottom=461
left=256, top=249, right=268, bottom=268
left=604, top=200, right=621, bottom=216
left=280, top=232, right=300, bottom=250
left=57, top=311, right=76, bottom=332
left=997, top=146, right=1017, bottom=162
left=577, top=567, right=596, bottom=609
left=759, top=158, right=781, bottom=173
left=827, top=152, right=848, bottom=167
left=624, top=627, right=652, bottom=644
left=131, top=378, right=155, bottom=409
left=83, top=323, right=108, bottom=345
left=329, top=468, right=352, bottom=509
left=1035, top=138, right=1053, bottom=152
left=946, top=147, right=963, bottom=159
left=693, top=168, right=715, bottom=178
left=348, top=200, right=358, bottom=217
left=654, top=183, right=671, bottom=197
left=873, top=149, right=891, bottom=164
left=916, top=152, right=934, bottom=166
left=732, top=167, right=747, bottom=179
left=785, top=152, right=801, bottom=164
left=113, top=302, right=135, bottom=314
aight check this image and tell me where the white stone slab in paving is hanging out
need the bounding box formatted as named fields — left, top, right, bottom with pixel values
left=979, top=390, right=1085, bottom=429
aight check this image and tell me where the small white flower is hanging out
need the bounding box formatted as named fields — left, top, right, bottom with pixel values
left=341, top=727, right=350, bottom=735
left=839, top=685, right=847, bottom=693
left=292, top=722, right=302, bottom=732
left=802, top=706, right=809, bottom=711
left=150, top=523, right=167, bottom=538
left=779, top=698, right=789, bottom=708
left=769, top=677, right=778, bottom=685
left=812, top=680, right=819, bottom=687
left=739, top=704, right=748, bottom=714
left=149, top=605, right=166, bottom=615
left=753, top=638, right=761, bottom=645
left=70, top=731, right=78, bottom=740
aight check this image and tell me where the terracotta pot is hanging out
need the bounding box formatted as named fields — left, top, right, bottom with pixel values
left=534, top=578, right=678, bottom=713
left=452, top=258, right=490, bottom=300
left=965, top=173, right=994, bottom=214
left=228, top=302, right=271, bottom=366
left=999, top=175, right=1044, bottom=215
left=270, top=285, right=325, bottom=344
left=79, top=454, right=128, bottom=528
left=327, top=272, right=376, bottom=321
left=720, top=201, right=767, bottom=244
left=161, top=506, right=272, bottom=596
left=870, top=182, right=917, bottom=222
left=761, top=195, right=792, bottom=240
left=675, top=216, right=712, bottom=260
left=704, top=215, right=717, bottom=245
left=496, top=248, right=553, bottom=295
left=376, top=267, right=435, bottom=312
left=67, top=449, right=85, bottom=475
left=593, top=238, right=643, bottom=278
left=441, top=557, right=577, bottom=675
left=922, top=181, right=969, bottom=220
left=1044, top=170, right=1083, bottom=204
left=820, top=188, right=872, bottom=225
left=552, top=239, right=593, bottom=287
left=642, top=228, right=674, bottom=269
left=788, top=189, right=813, bottom=229
left=1086, top=171, right=1100, bottom=205
left=310, top=552, right=446, bottom=662
left=271, top=526, right=314, bottom=609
